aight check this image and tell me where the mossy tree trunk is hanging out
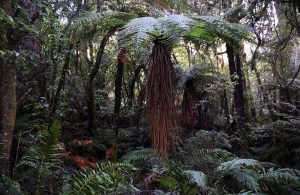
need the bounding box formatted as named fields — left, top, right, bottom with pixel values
left=226, top=44, right=246, bottom=132
left=0, top=0, right=17, bottom=176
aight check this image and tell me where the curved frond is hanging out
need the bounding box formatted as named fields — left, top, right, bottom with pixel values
left=121, top=148, right=156, bottom=163
left=119, top=16, right=161, bottom=50
left=72, top=11, right=133, bottom=27
left=118, top=14, right=196, bottom=51
left=192, top=16, right=254, bottom=46
left=63, top=162, right=136, bottom=195
left=217, top=159, right=262, bottom=171
left=190, top=148, right=236, bottom=162
left=184, top=170, right=207, bottom=186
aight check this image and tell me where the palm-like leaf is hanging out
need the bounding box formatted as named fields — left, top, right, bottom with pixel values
left=192, top=16, right=254, bottom=46
left=119, top=14, right=195, bottom=50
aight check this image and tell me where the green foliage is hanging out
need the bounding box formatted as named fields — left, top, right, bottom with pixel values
left=0, top=176, right=22, bottom=194
left=181, top=130, right=236, bottom=170
left=62, top=161, right=136, bottom=195
left=0, top=8, right=15, bottom=44
left=215, top=158, right=300, bottom=194
left=121, top=148, right=156, bottom=163
left=189, top=148, right=236, bottom=163
left=17, top=120, right=63, bottom=194
left=259, top=168, right=300, bottom=194
left=152, top=161, right=205, bottom=194
left=185, top=130, right=232, bottom=150
left=191, top=16, right=254, bottom=47
left=250, top=104, right=300, bottom=168
left=119, top=14, right=195, bottom=50
left=72, top=11, right=134, bottom=29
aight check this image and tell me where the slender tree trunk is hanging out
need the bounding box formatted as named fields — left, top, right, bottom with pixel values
left=114, top=52, right=125, bottom=136
left=128, top=65, right=144, bottom=108
left=87, top=27, right=117, bottom=135
left=222, top=89, right=231, bottom=125
left=235, top=53, right=246, bottom=118
left=226, top=44, right=246, bottom=129
left=0, top=0, right=16, bottom=176
left=49, top=44, right=74, bottom=122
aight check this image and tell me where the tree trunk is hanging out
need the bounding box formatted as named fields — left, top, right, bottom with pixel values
left=128, top=65, right=144, bottom=108
left=226, top=44, right=246, bottom=129
left=279, top=87, right=292, bottom=103
left=87, top=27, right=117, bottom=135
left=235, top=53, right=246, bottom=119
left=0, top=56, right=17, bottom=176
left=49, top=43, right=73, bottom=122
left=147, top=42, right=178, bottom=156
left=114, top=52, right=125, bottom=136
left=0, top=0, right=17, bottom=176
left=181, top=80, right=199, bottom=128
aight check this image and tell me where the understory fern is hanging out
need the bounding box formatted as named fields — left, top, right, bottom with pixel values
left=189, top=148, right=236, bottom=162
left=62, top=161, right=136, bottom=195
left=214, top=158, right=300, bottom=194
left=121, top=148, right=156, bottom=163
left=17, top=120, right=63, bottom=194
left=151, top=161, right=208, bottom=194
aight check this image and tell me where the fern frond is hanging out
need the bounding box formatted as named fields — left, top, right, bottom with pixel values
left=216, top=159, right=263, bottom=171
left=184, top=170, right=207, bottom=187
left=215, top=159, right=264, bottom=192
left=63, top=162, right=136, bottom=195
left=229, top=168, right=261, bottom=192
left=262, top=168, right=300, bottom=182
left=72, top=11, right=133, bottom=27
left=189, top=148, right=236, bottom=162
left=119, top=16, right=161, bottom=50
left=192, top=16, right=254, bottom=46
left=119, top=14, right=196, bottom=51
left=16, top=121, right=63, bottom=194
left=121, top=148, right=155, bottom=163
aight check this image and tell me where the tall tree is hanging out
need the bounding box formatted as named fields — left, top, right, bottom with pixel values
left=87, top=27, right=117, bottom=135
left=0, top=0, right=17, bottom=176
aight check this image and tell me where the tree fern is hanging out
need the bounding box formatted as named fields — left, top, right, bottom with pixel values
left=118, top=14, right=195, bottom=50
left=62, top=161, right=136, bottom=195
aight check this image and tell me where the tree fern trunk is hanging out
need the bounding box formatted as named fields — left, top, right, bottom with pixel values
left=146, top=42, right=178, bottom=156
left=181, top=80, right=199, bottom=129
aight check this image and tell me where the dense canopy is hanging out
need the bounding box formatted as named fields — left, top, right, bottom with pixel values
left=0, top=0, right=300, bottom=194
